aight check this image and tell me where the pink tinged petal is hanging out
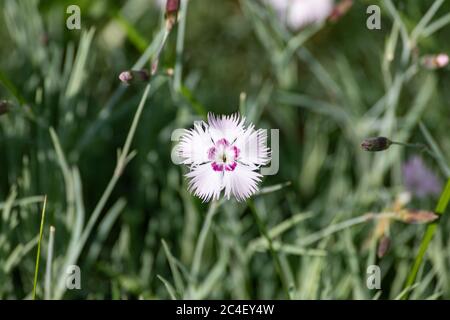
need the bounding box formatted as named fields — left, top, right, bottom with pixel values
left=119, top=71, right=133, bottom=84
left=207, top=113, right=246, bottom=143
left=211, top=162, right=224, bottom=172
left=235, top=126, right=271, bottom=167
left=223, top=164, right=262, bottom=201
left=177, top=121, right=213, bottom=165
left=186, top=163, right=223, bottom=202
left=233, top=146, right=240, bottom=158
left=216, top=138, right=230, bottom=147
left=436, top=54, right=449, bottom=68
left=208, top=147, right=217, bottom=161
left=225, top=162, right=237, bottom=171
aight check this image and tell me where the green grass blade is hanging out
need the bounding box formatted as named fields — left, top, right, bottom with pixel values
left=44, top=226, right=55, bottom=300
left=402, top=178, right=450, bottom=299
left=247, top=199, right=291, bottom=299
left=32, top=195, right=47, bottom=300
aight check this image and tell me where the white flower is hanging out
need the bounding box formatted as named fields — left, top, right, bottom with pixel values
left=177, top=113, right=271, bottom=202
left=267, top=0, right=334, bottom=30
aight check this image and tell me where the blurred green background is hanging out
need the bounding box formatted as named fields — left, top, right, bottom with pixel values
left=1, top=0, right=450, bottom=299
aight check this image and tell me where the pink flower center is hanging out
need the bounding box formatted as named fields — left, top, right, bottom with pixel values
left=208, top=138, right=240, bottom=172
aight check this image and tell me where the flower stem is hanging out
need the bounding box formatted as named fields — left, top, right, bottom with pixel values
left=54, top=12, right=175, bottom=298
left=174, top=0, right=189, bottom=92
left=44, top=226, right=55, bottom=300
left=248, top=199, right=291, bottom=299
left=296, top=213, right=394, bottom=247
left=190, top=201, right=219, bottom=283
left=391, top=140, right=442, bottom=166
left=402, top=178, right=450, bottom=299
left=390, top=141, right=426, bottom=149
left=32, top=195, right=47, bottom=300
left=53, top=84, right=151, bottom=299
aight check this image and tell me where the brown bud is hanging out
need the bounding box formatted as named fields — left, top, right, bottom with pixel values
left=377, top=235, right=390, bottom=258
left=329, top=0, right=354, bottom=23
left=0, top=100, right=10, bottom=116
left=166, top=0, right=180, bottom=15
left=361, top=137, right=392, bottom=152
left=397, top=209, right=439, bottom=224
left=165, top=0, right=180, bottom=30
left=118, top=69, right=150, bottom=85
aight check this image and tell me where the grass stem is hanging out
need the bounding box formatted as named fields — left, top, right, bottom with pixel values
left=32, top=195, right=47, bottom=300
left=402, top=178, right=450, bottom=299
left=190, top=201, right=219, bottom=283
left=174, top=0, right=188, bottom=92
left=44, top=226, right=55, bottom=300
left=248, top=199, right=291, bottom=299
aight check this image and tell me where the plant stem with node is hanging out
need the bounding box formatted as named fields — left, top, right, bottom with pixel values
left=53, top=7, right=178, bottom=299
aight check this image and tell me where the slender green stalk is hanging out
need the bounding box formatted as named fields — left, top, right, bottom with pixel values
left=297, top=213, right=395, bottom=247
left=419, top=122, right=450, bottom=177
left=383, top=0, right=411, bottom=66
left=402, top=179, right=450, bottom=299
left=75, top=27, right=167, bottom=156
left=390, top=141, right=426, bottom=149
left=174, top=0, right=188, bottom=92
left=54, top=12, right=176, bottom=298
left=44, top=226, right=55, bottom=300
left=54, top=84, right=150, bottom=299
left=410, top=0, right=444, bottom=42
left=32, top=195, right=47, bottom=300
left=0, top=195, right=45, bottom=210
left=247, top=200, right=291, bottom=299
left=162, top=239, right=185, bottom=296
left=150, top=29, right=170, bottom=75
left=391, top=140, right=442, bottom=161
left=390, top=138, right=449, bottom=176
left=190, top=201, right=219, bottom=282
left=423, top=12, right=450, bottom=37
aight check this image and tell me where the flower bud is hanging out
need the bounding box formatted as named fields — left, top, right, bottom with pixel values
left=397, top=209, right=439, bottom=224
left=377, top=235, right=390, bottom=258
left=329, top=0, right=353, bottom=23
left=165, top=0, right=180, bottom=31
left=166, top=68, right=174, bottom=76
left=422, top=53, right=449, bottom=69
left=361, top=137, right=392, bottom=152
left=166, top=0, right=180, bottom=15
left=0, top=100, right=10, bottom=116
left=436, top=54, right=449, bottom=67
left=118, top=69, right=150, bottom=85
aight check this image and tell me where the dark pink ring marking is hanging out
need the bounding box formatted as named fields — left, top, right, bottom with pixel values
left=208, top=138, right=240, bottom=172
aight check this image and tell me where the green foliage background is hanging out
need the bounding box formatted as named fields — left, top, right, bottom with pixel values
left=0, top=0, right=449, bottom=299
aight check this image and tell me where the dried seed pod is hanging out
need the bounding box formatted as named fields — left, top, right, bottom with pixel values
left=377, top=235, right=391, bottom=258
left=397, top=209, right=439, bottom=224
left=361, top=137, right=392, bottom=152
